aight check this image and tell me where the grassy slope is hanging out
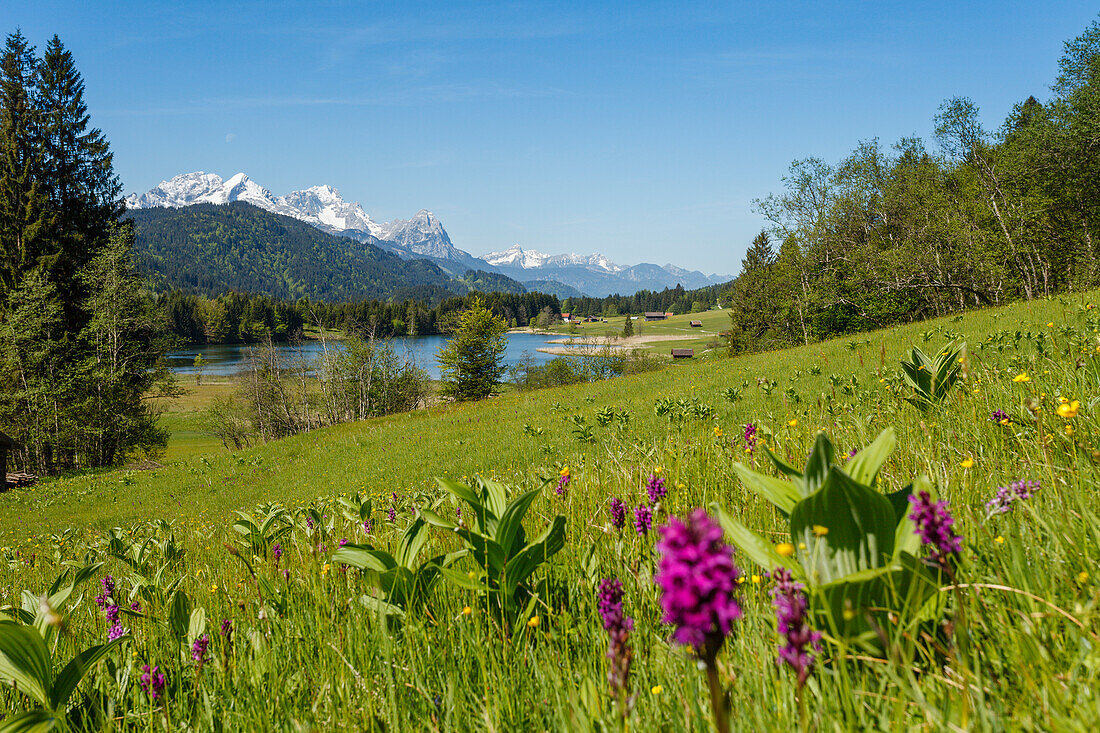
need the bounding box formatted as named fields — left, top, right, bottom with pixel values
left=1, top=294, right=1098, bottom=730
left=0, top=295, right=1088, bottom=539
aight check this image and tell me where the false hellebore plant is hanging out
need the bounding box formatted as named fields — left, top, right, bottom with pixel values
left=419, top=476, right=567, bottom=631
left=899, top=341, right=966, bottom=410
left=717, top=428, right=950, bottom=650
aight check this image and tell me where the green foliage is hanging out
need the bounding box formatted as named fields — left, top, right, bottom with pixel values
left=437, top=297, right=508, bottom=401
left=899, top=342, right=965, bottom=410
left=720, top=429, right=944, bottom=643
left=333, top=516, right=460, bottom=618
left=421, top=476, right=566, bottom=625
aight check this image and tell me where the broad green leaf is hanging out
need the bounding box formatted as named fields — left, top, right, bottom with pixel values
left=731, top=463, right=799, bottom=515
left=0, top=709, right=63, bottom=733
left=167, top=590, right=191, bottom=640
left=846, top=428, right=896, bottom=487
left=435, top=477, right=486, bottom=517
left=790, top=467, right=896, bottom=585
left=481, top=478, right=509, bottom=519
left=503, top=515, right=566, bottom=598
left=395, top=516, right=430, bottom=569
left=188, top=607, right=207, bottom=642
left=0, top=622, right=53, bottom=708
left=763, top=445, right=802, bottom=481
left=331, top=546, right=397, bottom=573
left=438, top=565, right=487, bottom=591
left=358, top=594, right=406, bottom=619
left=713, top=506, right=803, bottom=579
left=802, top=432, right=835, bottom=496
left=416, top=507, right=456, bottom=530
left=495, top=488, right=540, bottom=554
left=51, top=637, right=125, bottom=709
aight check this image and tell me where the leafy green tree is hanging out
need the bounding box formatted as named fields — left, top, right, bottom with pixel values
left=622, top=314, right=633, bottom=337
left=75, top=225, right=173, bottom=465
left=437, top=296, right=507, bottom=401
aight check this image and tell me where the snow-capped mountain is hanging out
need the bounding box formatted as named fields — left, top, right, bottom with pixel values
left=126, top=172, right=385, bottom=238
left=483, top=244, right=726, bottom=297
left=127, top=172, right=731, bottom=298
left=483, top=245, right=623, bottom=273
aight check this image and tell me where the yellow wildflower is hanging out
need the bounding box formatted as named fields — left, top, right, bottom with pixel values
left=788, top=419, right=798, bottom=427
left=321, top=563, right=331, bottom=576
left=714, top=426, right=723, bottom=438
left=994, top=536, right=1004, bottom=545
left=812, top=525, right=829, bottom=537
left=751, top=574, right=762, bottom=584
left=1013, top=373, right=1030, bottom=383
left=1047, top=322, right=1054, bottom=327
left=651, top=685, right=663, bottom=695
left=1056, top=400, right=1080, bottom=419
left=960, top=458, right=974, bottom=469
left=559, top=466, right=570, bottom=477
left=1079, top=571, right=1090, bottom=584
left=775, top=543, right=796, bottom=557
left=654, top=466, right=663, bottom=474
left=527, top=615, right=540, bottom=628
left=462, top=606, right=472, bottom=616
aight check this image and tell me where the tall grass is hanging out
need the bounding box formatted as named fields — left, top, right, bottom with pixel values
left=1, top=294, right=1097, bottom=730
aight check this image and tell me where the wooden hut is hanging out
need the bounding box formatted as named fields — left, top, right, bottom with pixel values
left=671, top=348, right=694, bottom=358
left=689, top=320, right=702, bottom=327
left=0, top=431, right=14, bottom=490
left=644, top=312, right=667, bottom=321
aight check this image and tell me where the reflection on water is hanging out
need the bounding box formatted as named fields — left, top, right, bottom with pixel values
left=166, top=333, right=622, bottom=380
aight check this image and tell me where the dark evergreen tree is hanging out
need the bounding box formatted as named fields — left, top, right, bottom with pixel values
left=0, top=31, right=49, bottom=292
left=35, top=35, right=123, bottom=328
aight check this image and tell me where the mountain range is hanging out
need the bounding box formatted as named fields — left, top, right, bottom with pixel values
left=126, top=172, right=730, bottom=298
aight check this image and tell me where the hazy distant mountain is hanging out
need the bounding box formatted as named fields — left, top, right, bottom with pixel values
left=483, top=245, right=725, bottom=298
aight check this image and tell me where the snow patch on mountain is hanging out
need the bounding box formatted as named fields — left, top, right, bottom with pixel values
left=126, top=172, right=385, bottom=238
left=483, top=244, right=624, bottom=273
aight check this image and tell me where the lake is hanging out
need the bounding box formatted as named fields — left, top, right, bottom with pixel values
left=165, top=333, right=618, bottom=380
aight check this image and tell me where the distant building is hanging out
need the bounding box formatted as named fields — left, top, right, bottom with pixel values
left=644, top=312, right=667, bottom=321
left=689, top=320, right=702, bottom=327
left=671, top=348, right=694, bottom=358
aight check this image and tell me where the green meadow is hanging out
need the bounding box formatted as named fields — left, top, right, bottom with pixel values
left=1, top=293, right=1097, bottom=730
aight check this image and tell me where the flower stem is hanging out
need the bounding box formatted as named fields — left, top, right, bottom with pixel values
left=705, top=659, right=730, bottom=733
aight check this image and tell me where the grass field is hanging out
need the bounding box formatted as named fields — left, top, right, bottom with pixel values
left=544, top=308, right=732, bottom=355
left=0, top=294, right=1097, bottom=730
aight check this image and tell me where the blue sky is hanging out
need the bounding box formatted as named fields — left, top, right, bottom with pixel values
left=6, top=1, right=1098, bottom=274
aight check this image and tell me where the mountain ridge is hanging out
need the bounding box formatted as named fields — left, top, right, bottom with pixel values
left=127, top=172, right=730, bottom=297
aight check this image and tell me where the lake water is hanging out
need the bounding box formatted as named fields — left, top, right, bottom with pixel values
left=166, top=333, right=618, bottom=380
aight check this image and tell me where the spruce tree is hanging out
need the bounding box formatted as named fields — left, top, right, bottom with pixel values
left=436, top=297, right=507, bottom=401
left=0, top=31, right=50, bottom=293
left=36, top=35, right=122, bottom=329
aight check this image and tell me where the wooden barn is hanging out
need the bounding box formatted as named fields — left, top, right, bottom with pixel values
left=689, top=320, right=702, bottom=327
left=671, top=348, right=694, bottom=358
left=644, top=312, right=668, bottom=321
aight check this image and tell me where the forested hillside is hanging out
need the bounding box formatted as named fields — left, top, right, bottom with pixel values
left=127, top=202, right=463, bottom=301
left=722, top=20, right=1100, bottom=353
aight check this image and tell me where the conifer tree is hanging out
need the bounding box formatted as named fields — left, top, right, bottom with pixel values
left=36, top=34, right=122, bottom=328
left=436, top=296, right=507, bottom=401
left=0, top=31, right=49, bottom=292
